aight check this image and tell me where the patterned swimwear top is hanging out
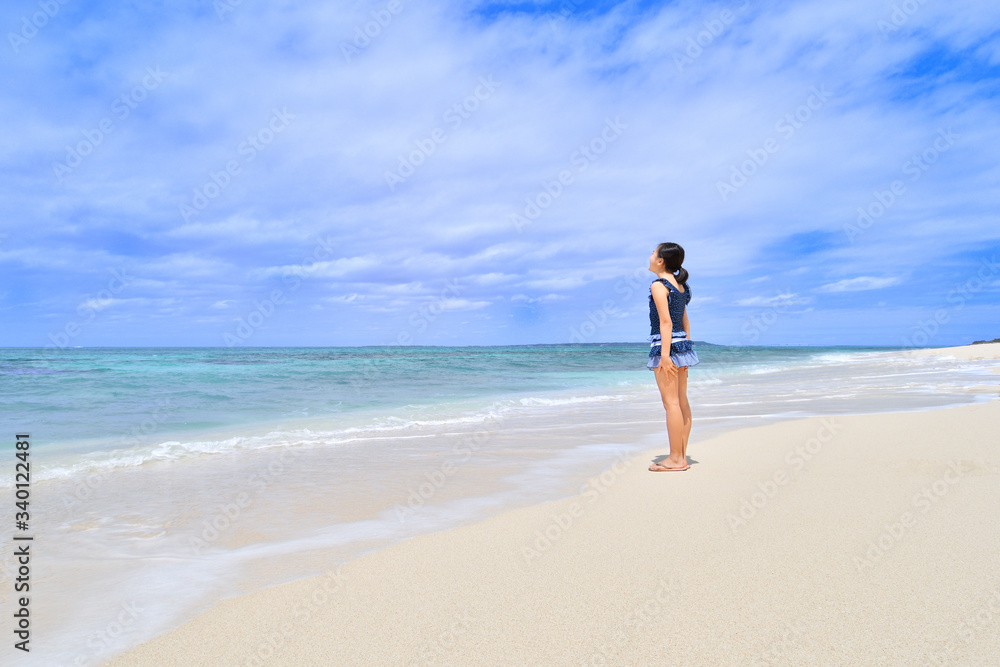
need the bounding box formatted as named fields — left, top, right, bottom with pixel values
left=649, top=278, right=691, bottom=336
left=648, top=278, right=692, bottom=355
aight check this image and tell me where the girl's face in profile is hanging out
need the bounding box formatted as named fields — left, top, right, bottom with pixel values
left=648, top=249, right=661, bottom=272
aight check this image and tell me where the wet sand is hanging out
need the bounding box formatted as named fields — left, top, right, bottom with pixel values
left=105, top=343, right=1000, bottom=665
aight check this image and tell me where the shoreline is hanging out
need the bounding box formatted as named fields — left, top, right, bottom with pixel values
left=14, top=342, right=996, bottom=480
left=103, top=343, right=1000, bottom=665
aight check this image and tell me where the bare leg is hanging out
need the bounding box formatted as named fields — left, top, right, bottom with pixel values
left=651, top=363, right=687, bottom=469
left=677, top=366, right=692, bottom=462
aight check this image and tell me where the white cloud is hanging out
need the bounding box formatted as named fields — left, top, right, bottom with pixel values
left=736, top=293, right=812, bottom=307
left=166, top=215, right=308, bottom=243
left=77, top=297, right=175, bottom=312
left=510, top=293, right=566, bottom=304
left=257, top=256, right=380, bottom=279
left=436, top=298, right=491, bottom=311
left=817, top=276, right=903, bottom=292
left=469, top=272, right=516, bottom=286
left=78, top=298, right=125, bottom=312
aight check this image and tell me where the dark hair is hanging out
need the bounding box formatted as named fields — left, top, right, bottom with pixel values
left=656, top=242, right=688, bottom=284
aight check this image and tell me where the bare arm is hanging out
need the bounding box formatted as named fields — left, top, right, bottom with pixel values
left=650, top=282, right=673, bottom=334
left=651, top=282, right=677, bottom=372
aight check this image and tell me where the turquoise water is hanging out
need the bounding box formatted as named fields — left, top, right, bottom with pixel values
left=3, top=343, right=999, bottom=666
left=1, top=344, right=907, bottom=455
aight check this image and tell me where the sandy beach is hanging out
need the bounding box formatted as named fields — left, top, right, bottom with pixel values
left=909, top=341, right=1000, bottom=362
left=103, top=343, right=1000, bottom=666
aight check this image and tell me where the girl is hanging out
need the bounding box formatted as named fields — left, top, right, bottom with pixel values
left=646, top=242, right=699, bottom=471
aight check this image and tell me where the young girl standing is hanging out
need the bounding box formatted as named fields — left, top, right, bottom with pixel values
left=646, top=242, right=699, bottom=471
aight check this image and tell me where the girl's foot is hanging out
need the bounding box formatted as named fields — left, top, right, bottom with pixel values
left=649, top=462, right=690, bottom=471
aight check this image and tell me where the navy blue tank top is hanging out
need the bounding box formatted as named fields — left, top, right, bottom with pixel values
left=648, top=278, right=691, bottom=337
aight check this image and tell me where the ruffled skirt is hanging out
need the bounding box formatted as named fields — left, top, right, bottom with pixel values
left=647, top=333, right=700, bottom=370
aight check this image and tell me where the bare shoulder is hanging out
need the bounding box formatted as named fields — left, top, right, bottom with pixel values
left=650, top=281, right=670, bottom=308
left=651, top=281, right=670, bottom=301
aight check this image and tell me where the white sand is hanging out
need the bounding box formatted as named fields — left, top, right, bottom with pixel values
left=909, top=341, right=1000, bottom=361
left=106, top=392, right=1000, bottom=665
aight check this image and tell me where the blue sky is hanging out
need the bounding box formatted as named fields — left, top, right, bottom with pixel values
left=2, top=0, right=999, bottom=347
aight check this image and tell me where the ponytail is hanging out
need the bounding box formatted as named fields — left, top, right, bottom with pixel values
left=656, top=242, right=688, bottom=284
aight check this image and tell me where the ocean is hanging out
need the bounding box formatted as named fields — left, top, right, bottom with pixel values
left=1, top=344, right=997, bottom=664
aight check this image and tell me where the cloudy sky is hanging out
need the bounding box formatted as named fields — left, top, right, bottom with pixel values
left=2, top=0, right=998, bottom=347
